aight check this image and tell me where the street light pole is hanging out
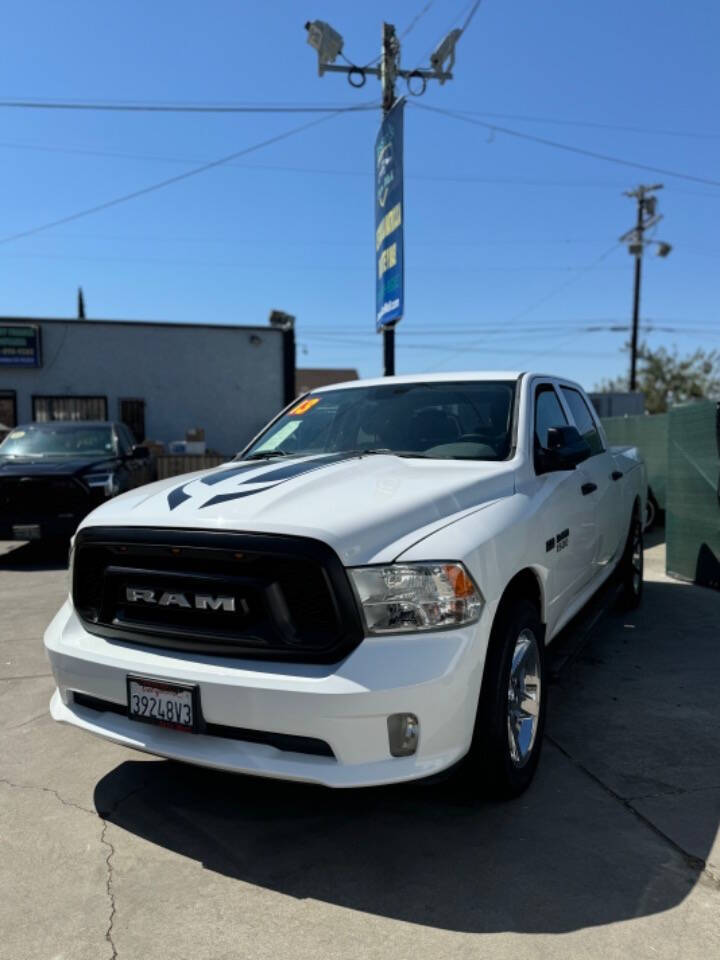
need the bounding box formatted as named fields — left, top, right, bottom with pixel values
left=304, top=17, right=461, bottom=378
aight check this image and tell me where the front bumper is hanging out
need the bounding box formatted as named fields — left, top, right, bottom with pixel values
left=0, top=514, right=83, bottom=541
left=44, top=600, right=492, bottom=787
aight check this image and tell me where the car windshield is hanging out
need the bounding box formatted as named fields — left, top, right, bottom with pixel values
left=243, top=381, right=517, bottom=461
left=0, top=424, right=115, bottom=458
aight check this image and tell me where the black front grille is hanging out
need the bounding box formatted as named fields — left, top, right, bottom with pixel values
left=73, top=526, right=364, bottom=663
left=0, top=475, right=89, bottom=519
left=72, top=692, right=335, bottom=757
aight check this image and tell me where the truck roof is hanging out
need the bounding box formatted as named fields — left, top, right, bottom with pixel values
left=312, top=371, right=526, bottom=393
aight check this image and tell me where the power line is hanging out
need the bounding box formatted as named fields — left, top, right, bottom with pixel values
left=411, top=102, right=720, bottom=189
left=361, top=0, right=442, bottom=68
left=303, top=333, right=619, bottom=358
left=452, top=109, right=720, bottom=141
left=460, top=0, right=484, bottom=31
left=400, top=0, right=438, bottom=39
left=412, top=0, right=478, bottom=71
left=0, top=108, right=361, bottom=247
left=0, top=140, right=635, bottom=189
left=4, top=138, right=719, bottom=201
left=410, top=242, right=623, bottom=369
left=0, top=98, right=380, bottom=114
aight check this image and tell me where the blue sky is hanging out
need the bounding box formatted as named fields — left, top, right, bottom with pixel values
left=1, top=0, right=718, bottom=390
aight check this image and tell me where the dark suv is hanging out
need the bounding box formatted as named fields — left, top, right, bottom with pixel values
left=0, top=421, right=156, bottom=542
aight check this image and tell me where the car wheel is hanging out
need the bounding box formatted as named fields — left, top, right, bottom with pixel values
left=461, top=598, right=547, bottom=800
left=618, top=510, right=644, bottom=610
left=644, top=495, right=656, bottom=530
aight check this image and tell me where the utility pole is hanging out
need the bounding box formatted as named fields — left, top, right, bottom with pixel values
left=620, top=184, right=672, bottom=391
left=304, top=18, right=462, bottom=377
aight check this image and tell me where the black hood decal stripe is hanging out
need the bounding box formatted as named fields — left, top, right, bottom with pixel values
left=167, top=486, right=193, bottom=510
left=201, top=486, right=277, bottom=508
left=167, top=452, right=359, bottom=511
left=200, top=461, right=289, bottom=486
left=239, top=452, right=356, bottom=486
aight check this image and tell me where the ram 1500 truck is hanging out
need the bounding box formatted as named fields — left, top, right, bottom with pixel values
left=44, top=373, right=646, bottom=798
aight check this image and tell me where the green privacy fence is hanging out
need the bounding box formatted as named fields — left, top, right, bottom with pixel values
left=602, top=402, right=720, bottom=588
left=666, top=401, right=720, bottom=587
left=602, top=412, right=669, bottom=510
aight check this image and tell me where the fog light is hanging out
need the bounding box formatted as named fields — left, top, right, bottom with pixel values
left=387, top=713, right=419, bottom=757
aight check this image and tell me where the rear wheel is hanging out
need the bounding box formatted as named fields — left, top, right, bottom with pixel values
left=618, top=510, right=644, bottom=609
left=460, top=599, right=547, bottom=800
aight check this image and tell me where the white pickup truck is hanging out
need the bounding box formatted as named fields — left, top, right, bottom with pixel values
left=45, top=372, right=646, bottom=798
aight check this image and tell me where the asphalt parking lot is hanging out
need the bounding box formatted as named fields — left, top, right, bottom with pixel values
left=1, top=534, right=718, bottom=960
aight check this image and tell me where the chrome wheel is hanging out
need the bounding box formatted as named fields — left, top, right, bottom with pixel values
left=507, top=628, right=542, bottom=767
left=631, top=521, right=643, bottom=594
left=644, top=497, right=655, bottom=530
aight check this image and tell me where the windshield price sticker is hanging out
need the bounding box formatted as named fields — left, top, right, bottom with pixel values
left=290, top=397, right=321, bottom=416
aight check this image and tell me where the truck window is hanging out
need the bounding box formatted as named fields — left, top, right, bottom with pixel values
left=561, top=387, right=604, bottom=456
left=534, top=385, right=567, bottom=449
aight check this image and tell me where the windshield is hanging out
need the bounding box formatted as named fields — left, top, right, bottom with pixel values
left=0, top=424, right=116, bottom=458
left=244, top=381, right=517, bottom=461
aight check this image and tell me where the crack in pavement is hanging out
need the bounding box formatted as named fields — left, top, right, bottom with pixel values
left=546, top=738, right=720, bottom=888
left=1, top=776, right=152, bottom=959
left=100, top=820, right=118, bottom=960
left=0, top=776, right=96, bottom=816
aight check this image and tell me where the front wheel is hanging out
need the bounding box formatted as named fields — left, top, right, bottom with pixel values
left=618, top=510, right=644, bottom=609
left=460, top=599, right=547, bottom=800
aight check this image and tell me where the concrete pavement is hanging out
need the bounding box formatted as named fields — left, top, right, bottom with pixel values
left=1, top=536, right=718, bottom=959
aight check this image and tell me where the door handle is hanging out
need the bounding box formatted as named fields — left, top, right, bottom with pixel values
left=581, top=482, right=598, bottom=496
left=611, top=470, right=623, bottom=481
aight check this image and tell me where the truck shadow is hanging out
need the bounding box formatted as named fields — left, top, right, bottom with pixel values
left=95, top=576, right=718, bottom=935
left=0, top=540, right=69, bottom=571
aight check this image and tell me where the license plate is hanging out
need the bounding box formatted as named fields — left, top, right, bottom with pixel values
left=12, top=524, right=41, bottom=540
left=126, top=677, right=197, bottom=732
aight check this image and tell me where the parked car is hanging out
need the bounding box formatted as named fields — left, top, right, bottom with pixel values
left=0, top=420, right=156, bottom=542
left=44, top=373, right=645, bottom=798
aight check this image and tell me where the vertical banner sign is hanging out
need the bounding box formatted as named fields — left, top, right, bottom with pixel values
left=375, top=99, right=404, bottom=331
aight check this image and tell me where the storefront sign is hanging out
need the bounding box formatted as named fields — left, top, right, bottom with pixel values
left=0, top=324, right=42, bottom=367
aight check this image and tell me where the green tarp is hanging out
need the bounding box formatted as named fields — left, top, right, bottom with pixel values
left=603, top=412, right=669, bottom=509
left=602, top=403, right=720, bottom=587
left=666, top=401, right=720, bottom=587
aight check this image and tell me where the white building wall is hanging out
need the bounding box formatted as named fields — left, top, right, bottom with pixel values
left=0, top=319, right=286, bottom=454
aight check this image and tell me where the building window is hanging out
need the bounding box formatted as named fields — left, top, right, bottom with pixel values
left=0, top=390, right=17, bottom=436
left=32, top=395, right=108, bottom=422
left=119, top=398, right=146, bottom=443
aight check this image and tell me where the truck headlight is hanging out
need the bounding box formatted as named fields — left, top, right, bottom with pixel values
left=349, top=562, right=483, bottom=634
left=85, top=472, right=120, bottom=497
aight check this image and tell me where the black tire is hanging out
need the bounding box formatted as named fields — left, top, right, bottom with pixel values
left=460, top=598, right=547, bottom=800
left=618, top=509, right=644, bottom=610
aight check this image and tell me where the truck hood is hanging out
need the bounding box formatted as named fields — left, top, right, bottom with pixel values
left=79, top=453, right=516, bottom=564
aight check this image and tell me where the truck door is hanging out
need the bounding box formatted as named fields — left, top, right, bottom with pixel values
left=559, top=385, right=625, bottom=571
left=533, top=383, right=596, bottom=614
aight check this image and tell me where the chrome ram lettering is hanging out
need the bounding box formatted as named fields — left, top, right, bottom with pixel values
left=125, top=588, right=237, bottom=612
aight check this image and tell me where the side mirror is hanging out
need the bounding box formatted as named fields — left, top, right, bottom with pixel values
left=537, top=426, right=592, bottom=474
left=131, top=444, right=150, bottom=460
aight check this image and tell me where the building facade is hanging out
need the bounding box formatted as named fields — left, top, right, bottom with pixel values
left=0, top=317, right=292, bottom=454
